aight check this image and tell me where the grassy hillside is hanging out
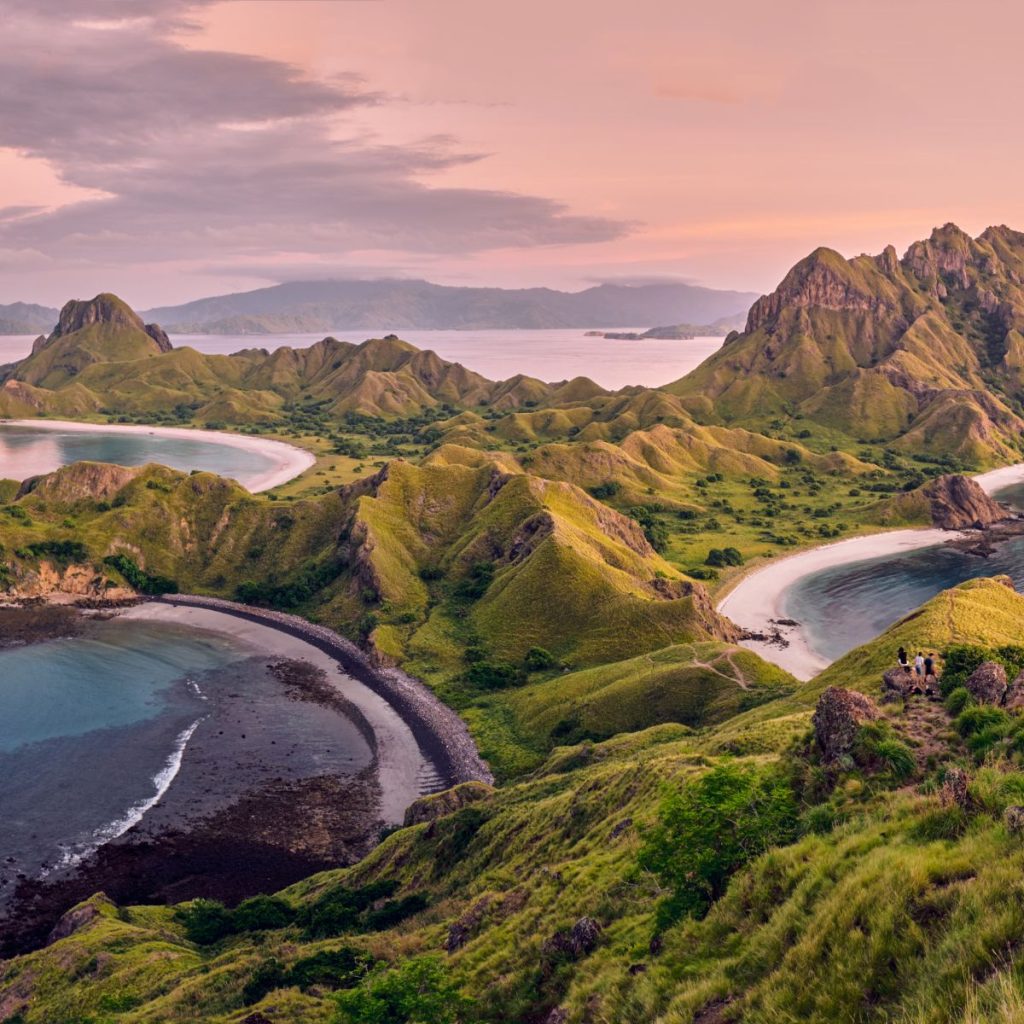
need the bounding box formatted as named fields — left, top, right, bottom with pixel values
left=9, top=577, right=1024, bottom=1022
left=667, top=224, right=1024, bottom=467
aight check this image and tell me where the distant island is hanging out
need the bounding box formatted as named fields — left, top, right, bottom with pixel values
left=586, top=313, right=745, bottom=340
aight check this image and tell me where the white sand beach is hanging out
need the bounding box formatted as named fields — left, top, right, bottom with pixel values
left=119, top=602, right=433, bottom=824
left=1, top=419, right=315, bottom=492
left=717, top=462, right=1024, bottom=680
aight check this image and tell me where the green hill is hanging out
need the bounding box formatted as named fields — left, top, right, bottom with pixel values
left=667, top=224, right=1024, bottom=466
left=9, top=576, right=1024, bottom=1021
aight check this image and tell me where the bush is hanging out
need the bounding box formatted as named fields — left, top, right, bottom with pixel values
left=334, top=955, right=472, bottom=1024
left=944, top=686, right=974, bottom=716
left=637, top=762, right=798, bottom=928
left=588, top=481, right=621, bottom=500
left=177, top=899, right=234, bottom=944
left=464, top=661, right=524, bottom=690
left=524, top=646, right=556, bottom=671
left=363, top=893, right=430, bottom=931
left=232, top=895, right=295, bottom=932
left=103, top=554, right=178, bottom=595
left=453, top=561, right=494, bottom=601
left=706, top=547, right=743, bottom=568
left=301, top=880, right=400, bottom=938
left=853, top=722, right=916, bottom=781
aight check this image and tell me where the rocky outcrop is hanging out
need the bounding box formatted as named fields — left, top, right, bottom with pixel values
left=144, top=323, right=173, bottom=353
left=922, top=474, right=1012, bottom=530
left=812, top=687, right=881, bottom=762
left=542, top=917, right=602, bottom=962
left=16, top=461, right=142, bottom=501
left=745, top=248, right=890, bottom=333
left=404, top=780, right=494, bottom=827
left=1005, top=806, right=1024, bottom=834
left=882, top=666, right=916, bottom=701
left=1005, top=671, right=1024, bottom=711
left=965, top=661, right=1008, bottom=704
left=2, top=562, right=133, bottom=602
left=48, top=293, right=147, bottom=340
left=45, top=898, right=107, bottom=944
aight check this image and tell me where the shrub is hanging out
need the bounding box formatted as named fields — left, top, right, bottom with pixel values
left=232, top=895, right=295, bottom=932
left=301, top=880, right=400, bottom=938
left=588, top=481, right=621, bottom=500
left=454, top=561, right=495, bottom=601
left=464, top=661, right=524, bottom=690
left=944, top=686, right=974, bottom=716
left=706, top=547, right=743, bottom=568
left=334, top=955, right=471, bottom=1024
left=637, top=762, right=798, bottom=928
left=103, top=554, right=178, bottom=595
left=524, top=646, right=556, bottom=671
left=363, top=893, right=430, bottom=931
left=176, top=899, right=234, bottom=944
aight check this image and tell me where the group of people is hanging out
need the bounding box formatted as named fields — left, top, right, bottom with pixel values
left=897, top=646, right=939, bottom=698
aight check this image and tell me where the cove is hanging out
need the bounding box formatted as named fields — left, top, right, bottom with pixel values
left=0, top=420, right=315, bottom=492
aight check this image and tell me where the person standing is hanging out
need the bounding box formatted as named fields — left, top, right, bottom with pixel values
left=898, top=646, right=910, bottom=672
left=924, top=653, right=938, bottom=697
left=914, top=652, right=925, bottom=677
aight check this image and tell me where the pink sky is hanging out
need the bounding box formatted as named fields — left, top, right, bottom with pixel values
left=3, top=0, right=1023, bottom=306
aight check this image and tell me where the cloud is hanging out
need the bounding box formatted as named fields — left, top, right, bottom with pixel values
left=0, top=0, right=625, bottom=296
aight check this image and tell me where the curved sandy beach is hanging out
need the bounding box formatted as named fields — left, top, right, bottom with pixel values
left=718, top=463, right=1024, bottom=680
left=120, top=597, right=493, bottom=822
left=1, top=419, right=316, bottom=492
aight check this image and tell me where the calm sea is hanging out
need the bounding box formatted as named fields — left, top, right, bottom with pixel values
left=784, top=485, right=1024, bottom=664
left=0, top=617, right=372, bottom=897
left=0, top=424, right=277, bottom=487
left=0, top=329, right=725, bottom=390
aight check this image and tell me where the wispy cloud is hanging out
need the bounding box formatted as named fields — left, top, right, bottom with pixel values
left=0, top=0, right=625, bottom=299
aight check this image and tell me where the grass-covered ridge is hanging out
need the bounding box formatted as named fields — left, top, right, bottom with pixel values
left=9, top=577, right=1024, bottom=1021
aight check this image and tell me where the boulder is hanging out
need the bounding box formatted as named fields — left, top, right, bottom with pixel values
left=965, top=661, right=1008, bottom=705
left=882, top=666, right=915, bottom=701
left=1005, top=806, right=1024, bottom=835
left=46, top=898, right=104, bottom=945
left=922, top=474, right=1012, bottom=530
left=446, top=895, right=491, bottom=954
left=812, top=687, right=881, bottom=762
left=542, top=917, right=603, bottom=961
left=1004, top=671, right=1024, bottom=711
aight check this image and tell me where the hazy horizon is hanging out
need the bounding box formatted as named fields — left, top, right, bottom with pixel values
left=5, top=0, right=1024, bottom=308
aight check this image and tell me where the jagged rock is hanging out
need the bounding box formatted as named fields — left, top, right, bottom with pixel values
left=1005, top=806, right=1024, bottom=834
left=545, top=1010, right=569, bottom=1024
left=939, top=766, right=971, bottom=810
left=144, top=322, right=173, bottom=353
left=542, top=917, right=603, bottom=961
left=965, top=661, right=1007, bottom=704
left=16, top=461, right=141, bottom=501
left=403, top=780, right=494, bottom=827
left=609, top=817, right=632, bottom=839
left=812, top=687, right=881, bottom=762
left=46, top=899, right=103, bottom=944
left=922, top=474, right=1011, bottom=530
left=49, top=293, right=146, bottom=339
left=882, top=666, right=915, bottom=701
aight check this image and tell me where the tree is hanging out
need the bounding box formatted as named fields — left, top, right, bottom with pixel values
left=334, top=956, right=473, bottom=1024
left=637, top=763, right=797, bottom=929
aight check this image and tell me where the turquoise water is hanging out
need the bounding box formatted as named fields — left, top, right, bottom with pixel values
left=0, top=616, right=375, bottom=893
left=0, top=621, right=242, bottom=754
left=0, top=424, right=278, bottom=489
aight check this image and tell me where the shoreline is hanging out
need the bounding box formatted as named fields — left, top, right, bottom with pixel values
left=139, top=596, right=494, bottom=796
left=716, top=462, right=1024, bottom=680
left=0, top=418, right=316, bottom=492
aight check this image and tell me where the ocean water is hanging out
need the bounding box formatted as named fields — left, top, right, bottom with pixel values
left=784, top=484, right=1024, bottom=664
left=0, top=329, right=725, bottom=390
left=0, top=423, right=278, bottom=488
left=0, top=618, right=373, bottom=893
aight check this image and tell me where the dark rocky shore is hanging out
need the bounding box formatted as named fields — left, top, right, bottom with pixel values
left=154, top=594, right=494, bottom=788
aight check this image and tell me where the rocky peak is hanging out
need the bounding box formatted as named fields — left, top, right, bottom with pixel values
left=46, top=293, right=172, bottom=352
left=745, top=247, right=886, bottom=334
left=922, top=474, right=1012, bottom=530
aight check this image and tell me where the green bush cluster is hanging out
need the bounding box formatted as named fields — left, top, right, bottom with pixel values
left=244, top=947, right=375, bottom=1005
left=103, top=553, right=178, bottom=595
left=637, top=762, right=798, bottom=929
left=705, top=546, right=743, bottom=567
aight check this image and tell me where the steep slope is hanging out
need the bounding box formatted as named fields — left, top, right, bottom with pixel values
left=668, top=224, right=1024, bottom=465
left=10, top=577, right=1024, bottom=1023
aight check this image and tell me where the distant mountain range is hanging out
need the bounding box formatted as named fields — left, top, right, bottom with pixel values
left=0, top=302, right=60, bottom=335
left=138, top=278, right=759, bottom=334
